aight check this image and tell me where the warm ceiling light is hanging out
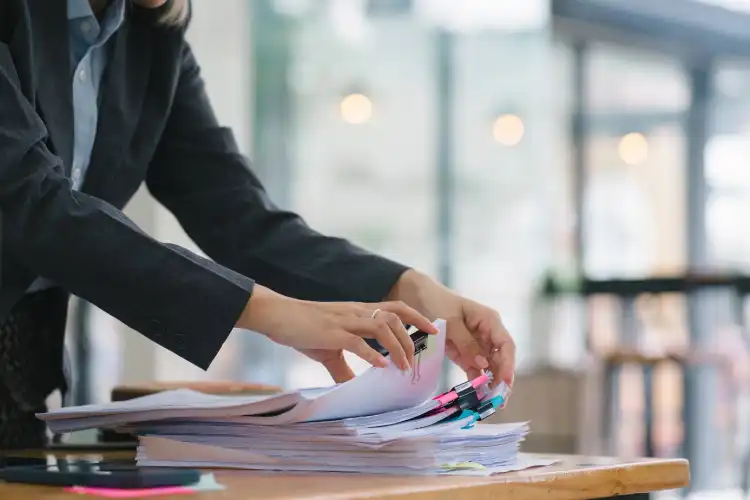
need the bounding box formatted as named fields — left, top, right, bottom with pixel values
left=340, top=93, right=372, bottom=124
left=618, top=132, right=649, bottom=165
left=492, top=114, right=525, bottom=146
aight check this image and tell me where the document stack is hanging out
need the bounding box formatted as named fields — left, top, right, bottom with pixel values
left=39, top=320, right=554, bottom=475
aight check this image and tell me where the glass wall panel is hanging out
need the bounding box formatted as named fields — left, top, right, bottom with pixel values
left=583, top=43, right=690, bottom=279
left=451, top=31, right=574, bottom=374
left=707, top=61, right=750, bottom=270
left=581, top=42, right=691, bottom=458
left=280, top=2, right=441, bottom=387
left=271, top=0, right=570, bottom=386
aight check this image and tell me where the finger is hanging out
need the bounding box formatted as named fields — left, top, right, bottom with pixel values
left=344, top=316, right=409, bottom=371
left=367, top=317, right=409, bottom=371
left=380, top=301, right=438, bottom=334
left=446, top=340, right=469, bottom=371
left=494, top=341, right=516, bottom=389
left=445, top=340, right=482, bottom=380
left=484, top=314, right=516, bottom=387
left=448, top=318, right=489, bottom=371
left=321, top=353, right=356, bottom=384
left=382, top=311, right=415, bottom=369
left=344, top=335, right=389, bottom=369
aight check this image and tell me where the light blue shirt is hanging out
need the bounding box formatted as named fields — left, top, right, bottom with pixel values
left=27, top=0, right=125, bottom=293
left=67, top=0, right=126, bottom=189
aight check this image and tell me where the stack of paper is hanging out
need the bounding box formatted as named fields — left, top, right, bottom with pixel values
left=38, top=320, right=555, bottom=475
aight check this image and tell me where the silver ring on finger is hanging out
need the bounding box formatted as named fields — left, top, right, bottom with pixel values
left=371, top=308, right=382, bottom=319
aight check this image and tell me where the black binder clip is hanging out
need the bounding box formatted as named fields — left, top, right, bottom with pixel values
left=452, top=380, right=480, bottom=411
left=367, top=326, right=432, bottom=384
left=411, top=329, right=429, bottom=355
left=445, top=375, right=497, bottom=421
left=410, top=327, right=429, bottom=383
left=370, top=326, right=430, bottom=357
left=474, top=399, right=497, bottom=421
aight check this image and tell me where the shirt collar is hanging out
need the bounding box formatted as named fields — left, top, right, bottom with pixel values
left=67, top=0, right=126, bottom=44
left=100, top=0, right=127, bottom=40
left=67, top=0, right=96, bottom=20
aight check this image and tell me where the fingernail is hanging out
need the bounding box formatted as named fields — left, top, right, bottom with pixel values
left=503, top=390, right=512, bottom=405
left=475, top=355, right=489, bottom=369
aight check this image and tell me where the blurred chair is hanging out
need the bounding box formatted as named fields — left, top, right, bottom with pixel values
left=110, top=380, right=282, bottom=402
left=488, top=364, right=605, bottom=455
left=99, top=380, right=283, bottom=444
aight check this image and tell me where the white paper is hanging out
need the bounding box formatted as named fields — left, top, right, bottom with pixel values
left=135, top=421, right=534, bottom=474
left=38, top=319, right=545, bottom=477
left=40, top=320, right=447, bottom=433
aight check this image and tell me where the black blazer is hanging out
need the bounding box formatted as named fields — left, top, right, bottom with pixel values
left=0, top=0, right=408, bottom=370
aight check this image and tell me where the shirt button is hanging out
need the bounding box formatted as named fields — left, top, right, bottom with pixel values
left=80, top=20, right=93, bottom=34
left=78, top=70, right=86, bottom=82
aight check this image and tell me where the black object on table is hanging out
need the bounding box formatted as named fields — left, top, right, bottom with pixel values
left=0, top=458, right=201, bottom=489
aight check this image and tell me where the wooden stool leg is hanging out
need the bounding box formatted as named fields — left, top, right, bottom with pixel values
left=643, top=364, right=655, bottom=458
left=602, top=362, right=620, bottom=455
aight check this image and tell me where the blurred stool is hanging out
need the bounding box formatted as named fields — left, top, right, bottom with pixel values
left=110, top=380, right=282, bottom=401
left=487, top=363, right=604, bottom=455
left=101, top=381, right=282, bottom=444
left=601, top=349, right=732, bottom=458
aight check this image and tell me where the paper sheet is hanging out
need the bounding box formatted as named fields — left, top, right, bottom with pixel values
left=40, top=320, right=447, bottom=433
left=39, top=319, right=547, bottom=477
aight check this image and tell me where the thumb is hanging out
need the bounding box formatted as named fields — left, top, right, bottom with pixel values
left=448, top=317, right=489, bottom=372
left=321, top=352, right=356, bottom=383
left=446, top=340, right=483, bottom=380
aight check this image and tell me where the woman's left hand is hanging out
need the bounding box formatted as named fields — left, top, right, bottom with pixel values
left=387, top=270, right=515, bottom=392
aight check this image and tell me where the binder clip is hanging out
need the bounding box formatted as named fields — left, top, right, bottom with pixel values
left=452, top=380, right=481, bottom=411
left=473, top=399, right=497, bottom=421
left=369, top=326, right=429, bottom=358
left=457, top=396, right=502, bottom=429
left=443, top=373, right=499, bottom=424
left=411, top=328, right=429, bottom=356
left=367, top=326, right=430, bottom=384
left=410, top=328, right=429, bottom=384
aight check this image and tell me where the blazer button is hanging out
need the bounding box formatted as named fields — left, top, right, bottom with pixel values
left=150, top=319, right=164, bottom=336
left=174, top=332, right=185, bottom=351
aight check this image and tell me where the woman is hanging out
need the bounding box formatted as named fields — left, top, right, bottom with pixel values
left=0, top=0, right=515, bottom=447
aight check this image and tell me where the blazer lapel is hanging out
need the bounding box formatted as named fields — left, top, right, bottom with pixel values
left=82, top=10, right=152, bottom=198
left=27, top=0, right=74, bottom=173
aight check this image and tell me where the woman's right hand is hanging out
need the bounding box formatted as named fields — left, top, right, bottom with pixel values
left=235, top=285, right=438, bottom=376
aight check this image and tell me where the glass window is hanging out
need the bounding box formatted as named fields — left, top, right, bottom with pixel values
left=583, top=44, right=689, bottom=279
left=707, top=60, right=750, bottom=270
left=281, top=1, right=441, bottom=388
left=276, top=0, right=569, bottom=385
left=288, top=6, right=439, bottom=277
left=579, top=43, right=691, bottom=458
left=451, top=32, right=574, bottom=373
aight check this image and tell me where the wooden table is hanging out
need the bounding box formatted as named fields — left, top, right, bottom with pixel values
left=0, top=451, right=689, bottom=499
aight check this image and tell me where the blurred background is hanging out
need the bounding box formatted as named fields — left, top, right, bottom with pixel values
left=61, top=0, right=750, bottom=497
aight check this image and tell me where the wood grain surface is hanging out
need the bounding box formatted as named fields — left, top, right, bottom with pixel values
left=0, top=452, right=689, bottom=499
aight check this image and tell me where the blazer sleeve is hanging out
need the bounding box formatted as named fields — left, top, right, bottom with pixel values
left=146, top=41, right=410, bottom=303
left=0, top=42, right=252, bottom=370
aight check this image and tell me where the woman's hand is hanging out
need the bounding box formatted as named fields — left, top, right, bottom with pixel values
left=387, top=270, right=515, bottom=391
left=236, top=285, right=438, bottom=383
